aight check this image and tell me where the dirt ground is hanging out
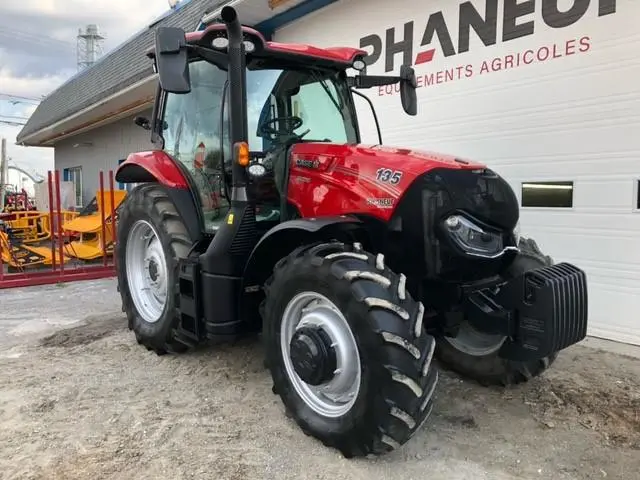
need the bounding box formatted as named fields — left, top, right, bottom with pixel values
left=0, top=279, right=639, bottom=480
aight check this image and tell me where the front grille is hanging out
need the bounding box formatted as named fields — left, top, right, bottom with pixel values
left=388, top=167, right=520, bottom=281
left=421, top=167, right=519, bottom=231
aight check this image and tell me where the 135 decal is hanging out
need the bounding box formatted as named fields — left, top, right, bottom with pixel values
left=375, top=168, right=403, bottom=185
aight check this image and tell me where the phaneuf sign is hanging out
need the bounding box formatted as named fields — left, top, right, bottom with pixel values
left=358, top=0, right=617, bottom=94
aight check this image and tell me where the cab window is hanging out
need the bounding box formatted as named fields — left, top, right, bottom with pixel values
left=162, top=60, right=229, bottom=232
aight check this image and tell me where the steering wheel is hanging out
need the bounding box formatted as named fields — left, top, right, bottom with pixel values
left=259, top=116, right=305, bottom=139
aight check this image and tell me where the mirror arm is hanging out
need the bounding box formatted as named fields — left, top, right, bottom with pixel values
left=349, top=75, right=402, bottom=89
left=350, top=89, right=382, bottom=145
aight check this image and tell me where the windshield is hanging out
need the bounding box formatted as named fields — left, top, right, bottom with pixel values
left=242, top=67, right=359, bottom=150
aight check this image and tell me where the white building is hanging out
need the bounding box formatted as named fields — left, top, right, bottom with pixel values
left=17, top=0, right=639, bottom=345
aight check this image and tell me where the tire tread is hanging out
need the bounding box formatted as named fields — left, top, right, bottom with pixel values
left=262, top=241, right=438, bottom=457
left=116, top=184, right=191, bottom=356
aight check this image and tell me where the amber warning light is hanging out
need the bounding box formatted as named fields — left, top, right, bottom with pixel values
left=235, top=142, right=250, bottom=167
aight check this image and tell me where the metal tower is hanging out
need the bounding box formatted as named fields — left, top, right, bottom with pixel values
left=77, top=24, right=104, bottom=71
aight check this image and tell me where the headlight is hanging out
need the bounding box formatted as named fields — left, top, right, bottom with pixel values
left=247, top=163, right=267, bottom=178
left=443, top=214, right=504, bottom=258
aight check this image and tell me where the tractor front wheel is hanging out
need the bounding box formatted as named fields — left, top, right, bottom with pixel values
left=262, top=241, right=438, bottom=457
left=116, top=184, right=192, bottom=355
left=435, top=237, right=557, bottom=386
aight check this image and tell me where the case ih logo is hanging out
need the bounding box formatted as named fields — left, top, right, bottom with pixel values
left=359, top=0, right=617, bottom=73
left=295, top=158, right=321, bottom=169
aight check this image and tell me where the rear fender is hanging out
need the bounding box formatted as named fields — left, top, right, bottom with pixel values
left=240, top=216, right=370, bottom=328
left=116, top=150, right=189, bottom=188
left=116, top=150, right=203, bottom=241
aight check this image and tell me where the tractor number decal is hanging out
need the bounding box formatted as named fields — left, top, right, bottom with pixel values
left=376, top=168, right=403, bottom=185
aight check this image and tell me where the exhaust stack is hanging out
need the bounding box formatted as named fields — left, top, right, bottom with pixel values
left=221, top=6, right=249, bottom=195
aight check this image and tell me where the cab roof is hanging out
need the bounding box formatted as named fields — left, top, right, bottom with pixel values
left=148, top=23, right=367, bottom=71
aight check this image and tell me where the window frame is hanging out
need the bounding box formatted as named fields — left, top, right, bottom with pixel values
left=633, top=178, right=640, bottom=213
left=520, top=180, right=574, bottom=209
left=65, top=166, right=83, bottom=209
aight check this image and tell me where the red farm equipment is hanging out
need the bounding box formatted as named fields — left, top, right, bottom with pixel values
left=114, top=6, right=588, bottom=458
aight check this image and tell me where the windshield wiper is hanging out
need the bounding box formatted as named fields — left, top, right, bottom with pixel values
left=309, top=70, right=341, bottom=113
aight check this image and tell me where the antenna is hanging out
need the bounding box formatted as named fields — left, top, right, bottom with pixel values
left=77, top=24, right=105, bottom=71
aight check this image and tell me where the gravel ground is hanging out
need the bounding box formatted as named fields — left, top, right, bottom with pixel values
left=0, top=278, right=639, bottom=480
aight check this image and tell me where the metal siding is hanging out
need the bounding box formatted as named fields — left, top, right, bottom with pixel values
left=54, top=110, right=153, bottom=206
left=274, top=0, right=640, bottom=345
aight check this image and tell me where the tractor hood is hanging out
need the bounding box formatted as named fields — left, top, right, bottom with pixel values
left=350, top=144, right=487, bottom=173
left=289, top=143, right=487, bottom=179
left=286, top=142, right=491, bottom=222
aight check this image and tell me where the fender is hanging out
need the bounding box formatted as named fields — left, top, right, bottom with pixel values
left=239, top=215, right=370, bottom=330
left=116, top=150, right=204, bottom=241
left=244, top=215, right=367, bottom=281
left=116, top=150, right=189, bottom=188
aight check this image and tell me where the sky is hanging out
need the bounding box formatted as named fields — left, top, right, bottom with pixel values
left=0, top=0, right=175, bottom=177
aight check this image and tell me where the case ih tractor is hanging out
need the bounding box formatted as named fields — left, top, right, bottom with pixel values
left=115, top=6, right=588, bottom=458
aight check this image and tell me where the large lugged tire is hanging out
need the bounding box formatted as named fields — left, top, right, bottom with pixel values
left=116, top=184, right=192, bottom=355
left=262, top=241, right=438, bottom=458
left=435, top=236, right=557, bottom=386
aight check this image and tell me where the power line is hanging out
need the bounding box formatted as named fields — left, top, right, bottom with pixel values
left=0, top=92, right=42, bottom=103
left=0, top=115, right=30, bottom=121
left=0, top=120, right=26, bottom=127
left=0, top=25, right=76, bottom=48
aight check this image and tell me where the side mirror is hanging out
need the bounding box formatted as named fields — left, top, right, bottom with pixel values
left=399, top=65, right=417, bottom=116
left=347, top=66, right=418, bottom=116
left=155, top=27, right=191, bottom=94
left=134, top=116, right=150, bottom=130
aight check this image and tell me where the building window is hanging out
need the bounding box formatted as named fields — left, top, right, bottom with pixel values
left=634, top=179, right=640, bottom=211
left=521, top=181, right=573, bottom=208
left=64, top=167, right=83, bottom=208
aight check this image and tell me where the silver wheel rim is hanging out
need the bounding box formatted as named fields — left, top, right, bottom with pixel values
left=125, top=220, right=168, bottom=324
left=445, top=321, right=506, bottom=356
left=280, top=291, right=361, bottom=418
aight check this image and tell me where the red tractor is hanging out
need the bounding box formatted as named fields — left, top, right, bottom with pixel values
left=115, top=6, right=588, bottom=458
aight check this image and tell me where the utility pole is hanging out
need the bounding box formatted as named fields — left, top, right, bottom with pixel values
left=0, top=137, right=6, bottom=210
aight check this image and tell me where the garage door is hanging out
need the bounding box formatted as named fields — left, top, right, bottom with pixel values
left=274, top=0, right=640, bottom=345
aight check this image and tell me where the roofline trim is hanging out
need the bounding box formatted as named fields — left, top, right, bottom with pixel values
left=255, top=0, right=338, bottom=37
left=200, top=0, right=241, bottom=25
left=40, top=98, right=154, bottom=147
left=18, top=75, right=157, bottom=146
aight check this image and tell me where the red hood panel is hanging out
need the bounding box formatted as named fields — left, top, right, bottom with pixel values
left=286, top=143, right=486, bottom=221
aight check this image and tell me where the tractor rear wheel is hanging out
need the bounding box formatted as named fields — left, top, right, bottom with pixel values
left=116, top=184, right=192, bottom=355
left=435, top=237, right=557, bottom=386
left=262, top=241, right=438, bottom=457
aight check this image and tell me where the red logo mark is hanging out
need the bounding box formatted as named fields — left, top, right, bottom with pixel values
left=415, top=49, right=436, bottom=65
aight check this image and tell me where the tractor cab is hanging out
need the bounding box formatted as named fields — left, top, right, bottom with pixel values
left=158, top=57, right=360, bottom=232
left=136, top=18, right=417, bottom=236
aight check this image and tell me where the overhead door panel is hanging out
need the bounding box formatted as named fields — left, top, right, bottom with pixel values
left=274, top=0, right=640, bottom=345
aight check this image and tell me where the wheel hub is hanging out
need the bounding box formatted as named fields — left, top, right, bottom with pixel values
left=280, top=292, right=361, bottom=418
left=148, top=259, right=159, bottom=282
left=125, top=220, right=168, bottom=324
left=289, top=327, right=337, bottom=386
